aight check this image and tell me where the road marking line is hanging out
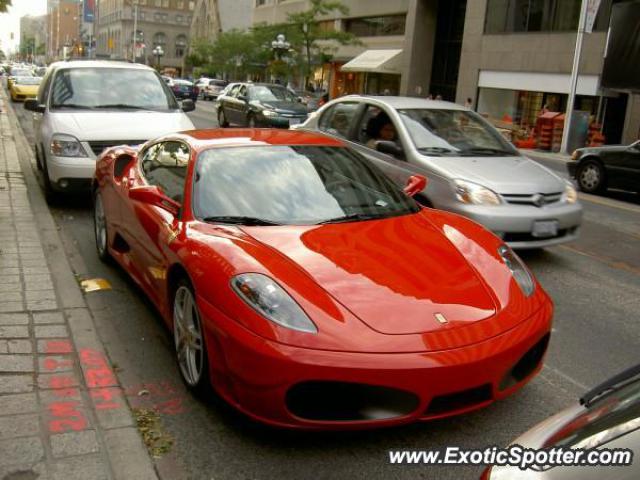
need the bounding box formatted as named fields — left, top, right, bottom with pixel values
left=543, top=365, right=589, bottom=391
left=578, top=193, right=640, bottom=214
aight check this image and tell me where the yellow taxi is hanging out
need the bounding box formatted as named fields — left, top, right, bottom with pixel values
left=10, top=76, right=42, bottom=102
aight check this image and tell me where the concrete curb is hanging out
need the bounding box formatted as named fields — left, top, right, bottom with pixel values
left=2, top=89, right=159, bottom=480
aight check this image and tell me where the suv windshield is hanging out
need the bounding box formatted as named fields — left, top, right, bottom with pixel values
left=398, top=109, right=518, bottom=157
left=194, top=145, right=420, bottom=225
left=250, top=85, right=297, bottom=103
left=50, top=67, right=178, bottom=110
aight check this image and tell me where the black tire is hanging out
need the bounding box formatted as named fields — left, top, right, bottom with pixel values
left=576, top=159, right=606, bottom=193
left=247, top=114, right=256, bottom=128
left=35, top=145, right=43, bottom=171
left=93, top=189, right=112, bottom=263
left=172, top=278, right=211, bottom=396
left=41, top=154, right=58, bottom=205
left=218, top=107, right=229, bottom=127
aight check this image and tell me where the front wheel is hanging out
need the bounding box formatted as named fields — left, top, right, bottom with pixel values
left=577, top=160, right=606, bottom=193
left=93, top=189, right=111, bottom=262
left=247, top=114, right=257, bottom=128
left=173, top=280, right=210, bottom=395
left=41, top=155, right=58, bottom=205
left=218, top=107, right=229, bottom=127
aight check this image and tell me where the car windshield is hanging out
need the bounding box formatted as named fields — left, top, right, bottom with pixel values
left=50, top=67, right=178, bottom=110
left=543, top=378, right=640, bottom=450
left=14, top=76, right=41, bottom=86
left=398, top=109, right=519, bottom=157
left=250, top=85, right=297, bottom=103
left=194, top=145, right=420, bottom=225
left=11, top=69, right=32, bottom=77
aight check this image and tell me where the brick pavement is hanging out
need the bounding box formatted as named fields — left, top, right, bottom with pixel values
left=0, top=90, right=158, bottom=479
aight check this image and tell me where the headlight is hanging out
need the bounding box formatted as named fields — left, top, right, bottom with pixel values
left=50, top=134, right=87, bottom=157
left=231, top=273, right=317, bottom=333
left=262, top=109, right=278, bottom=117
left=562, top=182, right=577, bottom=204
left=498, top=245, right=535, bottom=297
left=453, top=179, right=502, bottom=205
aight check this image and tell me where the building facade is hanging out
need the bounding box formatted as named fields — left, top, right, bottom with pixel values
left=191, top=0, right=252, bottom=44
left=96, top=0, right=195, bottom=74
left=251, top=0, right=466, bottom=100
left=46, top=0, right=82, bottom=60
left=456, top=0, right=640, bottom=145
left=20, top=15, right=47, bottom=61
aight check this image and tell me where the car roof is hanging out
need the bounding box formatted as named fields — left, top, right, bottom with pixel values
left=174, top=128, right=345, bottom=150
left=335, top=95, right=467, bottom=111
left=48, top=60, right=154, bottom=71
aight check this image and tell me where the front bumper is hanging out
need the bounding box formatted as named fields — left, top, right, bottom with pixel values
left=445, top=202, right=583, bottom=249
left=199, top=298, right=553, bottom=430
left=47, top=154, right=96, bottom=191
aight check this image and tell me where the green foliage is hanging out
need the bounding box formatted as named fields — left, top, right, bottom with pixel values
left=0, top=0, right=12, bottom=13
left=188, top=0, right=359, bottom=83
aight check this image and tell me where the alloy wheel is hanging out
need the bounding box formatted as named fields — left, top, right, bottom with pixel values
left=93, top=192, right=108, bottom=258
left=173, top=286, right=205, bottom=387
left=579, top=163, right=602, bottom=191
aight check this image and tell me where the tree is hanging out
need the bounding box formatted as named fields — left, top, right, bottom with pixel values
left=0, top=0, right=12, bottom=13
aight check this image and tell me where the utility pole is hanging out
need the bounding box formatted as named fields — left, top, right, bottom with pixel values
left=561, top=0, right=589, bottom=154
left=132, top=0, right=138, bottom=62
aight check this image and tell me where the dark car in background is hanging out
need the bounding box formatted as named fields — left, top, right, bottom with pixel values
left=217, top=83, right=308, bottom=128
left=202, top=79, right=228, bottom=101
left=568, top=140, right=640, bottom=194
left=169, top=79, right=198, bottom=103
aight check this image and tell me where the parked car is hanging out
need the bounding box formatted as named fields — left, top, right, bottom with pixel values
left=169, top=79, right=198, bottom=103
left=195, top=77, right=211, bottom=95
left=9, top=76, right=41, bottom=102
left=568, top=141, right=640, bottom=194
left=202, top=79, right=228, bottom=101
left=482, top=363, right=640, bottom=479
left=24, top=60, right=195, bottom=201
left=296, top=96, right=583, bottom=249
left=7, top=66, right=33, bottom=90
left=93, top=128, right=552, bottom=429
left=217, top=83, right=308, bottom=128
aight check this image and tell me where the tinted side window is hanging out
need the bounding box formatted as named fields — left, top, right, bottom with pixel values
left=319, top=102, right=359, bottom=139
left=38, top=69, right=54, bottom=105
left=141, top=141, right=190, bottom=202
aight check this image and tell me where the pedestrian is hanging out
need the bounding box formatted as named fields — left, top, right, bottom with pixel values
left=465, top=97, right=473, bottom=109
left=427, top=93, right=434, bottom=100
left=435, top=94, right=443, bottom=101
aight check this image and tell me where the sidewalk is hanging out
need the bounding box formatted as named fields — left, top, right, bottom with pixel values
left=0, top=91, right=158, bottom=479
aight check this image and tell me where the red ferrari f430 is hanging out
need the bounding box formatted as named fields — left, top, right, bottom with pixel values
left=93, top=129, right=553, bottom=429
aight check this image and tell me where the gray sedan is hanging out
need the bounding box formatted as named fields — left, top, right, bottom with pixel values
left=295, top=96, right=583, bottom=249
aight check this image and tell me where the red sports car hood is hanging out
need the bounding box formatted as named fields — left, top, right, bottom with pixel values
left=243, top=212, right=497, bottom=335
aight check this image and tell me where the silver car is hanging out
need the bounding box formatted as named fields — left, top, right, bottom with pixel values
left=484, top=363, right=640, bottom=479
left=296, top=96, right=582, bottom=249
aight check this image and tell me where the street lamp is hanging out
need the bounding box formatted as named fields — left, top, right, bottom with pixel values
left=152, top=45, right=164, bottom=70
left=271, top=34, right=290, bottom=61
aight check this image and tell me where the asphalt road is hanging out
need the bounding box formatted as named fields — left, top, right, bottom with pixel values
left=11, top=99, right=640, bottom=480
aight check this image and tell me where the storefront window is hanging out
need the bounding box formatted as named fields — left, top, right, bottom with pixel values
left=344, top=15, right=406, bottom=37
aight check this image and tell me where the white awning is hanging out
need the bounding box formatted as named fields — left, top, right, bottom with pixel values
left=340, top=49, right=403, bottom=74
left=478, top=70, right=601, bottom=96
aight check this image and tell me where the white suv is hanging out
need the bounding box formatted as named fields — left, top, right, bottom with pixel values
left=26, top=60, right=195, bottom=200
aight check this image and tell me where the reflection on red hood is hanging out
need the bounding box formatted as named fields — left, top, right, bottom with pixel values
left=244, top=212, right=497, bottom=335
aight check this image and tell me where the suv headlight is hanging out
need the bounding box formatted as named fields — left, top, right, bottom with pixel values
left=498, top=245, right=535, bottom=297
left=51, top=134, right=87, bottom=157
left=562, top=182, right=577, bottom=204
left=231, top=273, right=317, bottom=333
left=453, top=179, right=502, bottom=205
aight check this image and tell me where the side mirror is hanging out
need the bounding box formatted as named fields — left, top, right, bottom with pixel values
left=181, top=99, right=195, bottom=113
left=376, top=140, right=404, bottom=159
left=25, top=99, right=45, bottom=113
left=129, top=185, right=181, bottom=217
left=403, top=175, right=427, bottom=197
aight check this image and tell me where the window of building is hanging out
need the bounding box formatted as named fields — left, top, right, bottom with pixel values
left=162, top=0, right=169, bottom=7
left=344, top=15, right=406, bottom=37
left=175, top=34, right=187, bottom=57
left=256, top=0, right=268, bottom=6
left=317, top=20, right=336, bottom=33
left=177, top=0, right=184, bottom=8
left=153, top=32, right=167, bottom=47
left=189, top=1, right=195, bottom=10
left=154, top=0, right=161, bottom=7
left=484, top=0, right=613, bottom=33
left=176, top=14, right=183, bottom=23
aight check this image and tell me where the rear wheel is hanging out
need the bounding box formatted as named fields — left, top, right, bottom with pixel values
left=218, top=107, right=229, bottom=127
left=247, top=114, right=256, bottom=128
left=93, top=189, right=111, bottom=262
left=173, top=280, right=210, bottom=395
left=577, top=159, right=606, bottom=193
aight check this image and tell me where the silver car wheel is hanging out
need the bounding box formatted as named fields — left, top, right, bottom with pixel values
left=579, top=164, right=601, bottom=190
left=94, top=193, right=107, bottom=257
left=173, top=286, right=204, bottom=386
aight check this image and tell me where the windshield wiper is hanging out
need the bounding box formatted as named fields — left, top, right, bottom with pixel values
left=202, top=216, right=282, bottom=226
left=417, top=147, right=456, bottom=156
left=52, top=103, right=95, bottom=110
left=316, top=213, right=388, bottom=224
left=459, top=147, right=516, bottom=156
left=93, top=104, right=150, bottom=110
